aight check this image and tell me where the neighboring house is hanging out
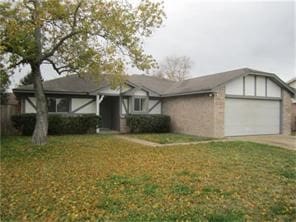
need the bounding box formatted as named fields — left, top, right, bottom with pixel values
left=13, top=68, right=294, bottom=137
left=287, top=78, right=296, bottom=131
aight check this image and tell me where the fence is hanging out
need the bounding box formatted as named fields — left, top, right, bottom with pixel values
left=1, top=104, right=19, bottom=136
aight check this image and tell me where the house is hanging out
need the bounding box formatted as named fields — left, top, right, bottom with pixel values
left=13, top=68, right=294, bottom=137
left=287, top=78, right=296, bottom=131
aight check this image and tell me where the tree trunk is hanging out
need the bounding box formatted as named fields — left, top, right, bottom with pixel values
left=31, top=63, right=48, bottom=145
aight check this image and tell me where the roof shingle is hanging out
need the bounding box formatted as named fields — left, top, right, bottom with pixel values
left=14, top=68, right=293, bottom=96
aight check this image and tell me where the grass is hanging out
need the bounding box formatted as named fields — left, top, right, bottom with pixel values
left=128, top=133, right=213, bottom=144
left=1, top=135, right=296, bottom=221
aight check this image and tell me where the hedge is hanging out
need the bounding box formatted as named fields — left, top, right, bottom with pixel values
left=126, top=114, right=170, bottom=133
left=11, top=114, right=101, bottom=136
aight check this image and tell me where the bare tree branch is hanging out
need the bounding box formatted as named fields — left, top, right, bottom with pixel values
left=45, top=59, right=78, bottom=75
left=45, top=59, right=67, bottom=75
left=154, top=56, right=192, bottom=81
left=41, top=1, right=82, bottom=60
left=7, top=59, right=27, bottom=70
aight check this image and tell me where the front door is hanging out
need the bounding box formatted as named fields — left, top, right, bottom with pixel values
left=100, top=96, right=120, bottom=130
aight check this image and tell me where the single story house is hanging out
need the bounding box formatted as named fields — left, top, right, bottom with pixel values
left=287, top=78, right=296, bottom=131
left=13, top=68, right=294, bottom=137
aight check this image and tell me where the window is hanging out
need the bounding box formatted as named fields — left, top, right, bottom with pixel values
left=57, top=98, right=70, bottom=112
left=48, top=98, right=56, bottom=112
left=133, top=97, right=147, bottom=112
left=47, top=97, right=70, bottom=112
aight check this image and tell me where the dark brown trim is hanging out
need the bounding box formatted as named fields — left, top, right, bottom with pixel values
left=162, top=90, right=212, bottom=98
left=21, top=97, right=25, bottom=113
left=225, top=94, right=281, bottom=101
left=13, top=89, right=89, bottom=96
left=254, top=75, right=257, bottom=96
left=243, top=76, right=246, bottom=96
left=71, top=98, right=95, bottom=113
left=265, top=77, right=268, bottom=97
left=214, top=71, right=295, bottom=96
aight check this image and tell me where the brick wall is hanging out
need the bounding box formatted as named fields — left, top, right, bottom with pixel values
left=119, top=117, right=130, bottom=133
left=162, top=93, right=217, bottom=137
left=281, top=90, right=292, bottom=135
left=213, top=87, right=225, bottom=138
left=291, top=103, right=296, bottom=131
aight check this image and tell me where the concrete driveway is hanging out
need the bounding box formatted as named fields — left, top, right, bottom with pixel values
left=229, top=135, right=296, bottom=151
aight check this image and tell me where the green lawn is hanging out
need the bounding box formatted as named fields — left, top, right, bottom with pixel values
left=128, top=133, right=213, bottom=144
left=1, top=135, right=296, bottom=221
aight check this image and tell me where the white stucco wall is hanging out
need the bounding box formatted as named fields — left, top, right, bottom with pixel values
left=225, top=77, right=243, bottom=95
left=245, top=75, right=255, bottom=96
left=98, top=85, right=131, bottom=95
left=23, top=97, right=96, bottom=114
left=225, top=75, right=282, bottom=98
left=132, top=89, right=147, bottom=96
left=267, top=79, right=281, bottom=98
left=124, top=88, right=147, bottom=96
left=71, top=98, right=96, bottom=113
left=148, top=99, right=161, bottom=114
left=256, top=76, right=266, bottom=96
left=25, top=97, right=36, bottom=113
left=121, top=98, right=129, bottom=115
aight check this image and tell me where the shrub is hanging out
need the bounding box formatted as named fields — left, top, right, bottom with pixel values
left=11, top=114, right=101, bottom=136
left=126, top=114, right=170, bottom=133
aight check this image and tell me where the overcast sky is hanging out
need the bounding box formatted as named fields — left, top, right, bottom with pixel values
left=10, top=0, right=295, bottom=89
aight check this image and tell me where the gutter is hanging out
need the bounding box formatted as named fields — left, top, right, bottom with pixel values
left=13, top=89, right=90, bottom=96
left=13, top=87, right=213, bottom=98
left=160, top=90, right=213, bottom=98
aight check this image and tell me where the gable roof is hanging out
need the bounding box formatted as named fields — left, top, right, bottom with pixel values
left=13, top=73, right=175, bottom=96
left=14, top=74, right=101, bottom=95
left=13, top=68, right=294, bottom=96
left=164, top=68, right=247, bottom=96
left=127, top=75, right=175, bottom=95
left=163, top=68, right=294, bottom=96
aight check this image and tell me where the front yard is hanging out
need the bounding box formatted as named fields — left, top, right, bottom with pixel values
left=1, top=135, right=295, bottom=221
left=127, top=133, right=213, bottom=144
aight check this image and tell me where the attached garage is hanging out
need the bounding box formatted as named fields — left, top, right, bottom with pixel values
left=224, top=73, right=287, bottom=136
left=224, top=98, right=280, bottom=136
left=163, top=68, right=293, bottom=138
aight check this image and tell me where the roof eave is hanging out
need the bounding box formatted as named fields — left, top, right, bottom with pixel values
left=248, top=71, right=295, bottom=95
left=212, top=70, right=295, bottom=95
left=161, top=90, right=213, bottom=98
left=287, top=78, right=296, bottom=84
left=13, top=89, right=90, bottom=96
left=125, top=80, right=161, bottom=96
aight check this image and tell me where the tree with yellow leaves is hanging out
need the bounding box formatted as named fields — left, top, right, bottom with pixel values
left=0, top=0, right=165, bottom=144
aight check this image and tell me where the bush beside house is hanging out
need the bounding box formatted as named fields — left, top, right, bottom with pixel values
left=126, top=114, right=170, bottom=133
left=11, top=114, right=101, bottom=136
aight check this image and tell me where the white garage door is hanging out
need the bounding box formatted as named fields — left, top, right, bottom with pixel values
left=225, top=98, right=280, bottom=136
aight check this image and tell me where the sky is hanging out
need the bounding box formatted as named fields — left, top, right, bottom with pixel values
left=9, top=0, right=296, bottom=89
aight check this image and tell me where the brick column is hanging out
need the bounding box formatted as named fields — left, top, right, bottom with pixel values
left=213, top=87, right=225, bottom=138
left=281, top=90, right=292, bottom=135
left=119, top=117, right=130, bottom=133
